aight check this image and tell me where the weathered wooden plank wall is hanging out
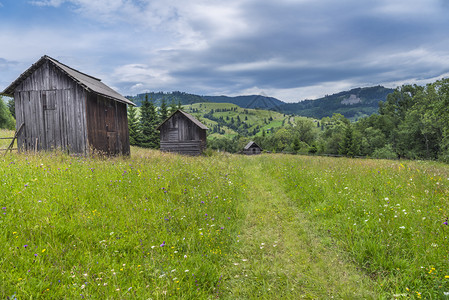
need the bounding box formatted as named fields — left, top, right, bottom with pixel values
left=159, top=112, right=206, bottom=155
left=86, top=94, right=130, bottom=155
left=13, top=61, right=88, bottom=153
left=160, top=141, right=204, bottom=155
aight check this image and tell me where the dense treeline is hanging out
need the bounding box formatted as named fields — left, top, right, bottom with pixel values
left=209, top=79, right=449, bottom=162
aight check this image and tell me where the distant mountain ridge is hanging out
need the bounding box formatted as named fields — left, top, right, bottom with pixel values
left=127, top=92, right=284, bottom=110
left=202, top=95, right=284, bottom=109
left=126, top=86, right=394, bottom=120
left=275, top=86, right=395, bottom=120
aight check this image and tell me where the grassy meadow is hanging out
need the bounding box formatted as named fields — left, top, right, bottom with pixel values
left=183, top=102, right=298, bottom=138
left=1, top=147, right=449, bottom=299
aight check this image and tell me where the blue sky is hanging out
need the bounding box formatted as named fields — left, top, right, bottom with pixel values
left=1, top=0, right=449, bottom=102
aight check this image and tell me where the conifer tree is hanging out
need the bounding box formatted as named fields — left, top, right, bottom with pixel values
left=159, top=98, right=169, bottom=122
left=339, top=123, right=358, bottom=157
left=139, top=94, right=159, bottom=148
left=127, top=105, right=140, bottom=146
left=177, top=100, right=183, bottom=111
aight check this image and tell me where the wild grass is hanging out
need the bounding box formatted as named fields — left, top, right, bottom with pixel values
left=1, top=149, right=246, bottom=299
left=268, top=155, right=449, bottom=299
left=1, top=149, right=448, bottom=299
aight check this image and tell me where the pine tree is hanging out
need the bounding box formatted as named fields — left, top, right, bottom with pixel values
left=339, top=124, right=358, bottom=157
left=159, top=98, right=169, bottom=122
left=139, top=94, right=159, bottom=148
left=127, top=105, right=140, bottom=146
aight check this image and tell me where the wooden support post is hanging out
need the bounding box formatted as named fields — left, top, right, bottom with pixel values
left=4, top=123, right=25, bottom=156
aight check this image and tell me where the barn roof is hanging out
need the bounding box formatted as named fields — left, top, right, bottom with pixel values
left=244, top=141, right=261, bottom=150
left=156, top=109, right=208, bottom=130
left=1, top=55, right=135, bottom=106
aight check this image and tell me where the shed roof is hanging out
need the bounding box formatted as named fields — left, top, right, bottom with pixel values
left=1, top=55, right=135, bottom=106
left=244, top=141, right=262, bottom=150
left=156, top=109, right=208, bottom=130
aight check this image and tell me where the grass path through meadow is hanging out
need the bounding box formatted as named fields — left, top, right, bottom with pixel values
left=223, top=156, right=378, bottom=299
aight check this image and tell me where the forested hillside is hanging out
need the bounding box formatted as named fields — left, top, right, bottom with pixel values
left=126, top=86, right=393, bottom=120
left=276, top=86, right=394, bottom=120
left=128, top=91, right=205, bottom=107
left=127, top=92, right=284, bottom=110
left=202, top=94, right=283, bottom=109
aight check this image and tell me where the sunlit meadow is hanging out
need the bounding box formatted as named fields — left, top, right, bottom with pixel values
left=1, top=148, right=449, bottom=299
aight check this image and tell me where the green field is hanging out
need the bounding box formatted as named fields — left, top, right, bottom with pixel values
left=1, top=148, right=449, bottom=299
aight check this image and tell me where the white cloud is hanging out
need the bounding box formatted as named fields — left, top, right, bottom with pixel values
left=112, top=64, right=175, bottom=87
left=29, top=0, right=65, bottom=7
left=373, top=0, right=441, bottom=17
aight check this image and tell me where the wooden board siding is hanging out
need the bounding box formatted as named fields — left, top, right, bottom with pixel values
left=159, top=111, right=207, bottom=155
left=243, top=145, right=262, bottom=155
left=244, top=147, right=262, bottom=155
left=86, top=93, right=130, bottom=155
left=160, top=141, right=205, bottom=156
left=13, top=61, right=89, bottom=153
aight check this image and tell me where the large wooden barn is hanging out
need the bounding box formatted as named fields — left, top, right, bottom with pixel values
left=156, top=110, right=208, bottom=155
left=1, top=55, right=135, bottom=155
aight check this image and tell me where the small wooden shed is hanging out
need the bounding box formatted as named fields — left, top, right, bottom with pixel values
left=156, top=110, right=208, bottom=155
left=1, top=55, right=135, bottom=155
left=243, top=141, right=262, bottom=155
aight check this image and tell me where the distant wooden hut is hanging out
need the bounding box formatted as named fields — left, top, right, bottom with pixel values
left=1, top=55, right=135, bottom=155
left=156, top=110, right=208, bottom=155
left=243, top=141, right=262, bottom=155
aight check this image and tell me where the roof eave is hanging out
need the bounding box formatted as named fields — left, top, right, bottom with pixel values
left=1, top=55, right=136, bottom=106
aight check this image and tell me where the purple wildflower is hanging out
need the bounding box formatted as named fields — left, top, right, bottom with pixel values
left=24, top=245, right=28, bottom=248
left=160, top=241, right=166, bottom=247
left=444, top=221, right=448, bottom=225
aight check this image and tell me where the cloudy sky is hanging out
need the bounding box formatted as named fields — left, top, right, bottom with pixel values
left=1, top=0, right=449, bottom=102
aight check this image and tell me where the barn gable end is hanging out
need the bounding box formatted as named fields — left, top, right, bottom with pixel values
left=157, top=110, right=208, bottom=155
